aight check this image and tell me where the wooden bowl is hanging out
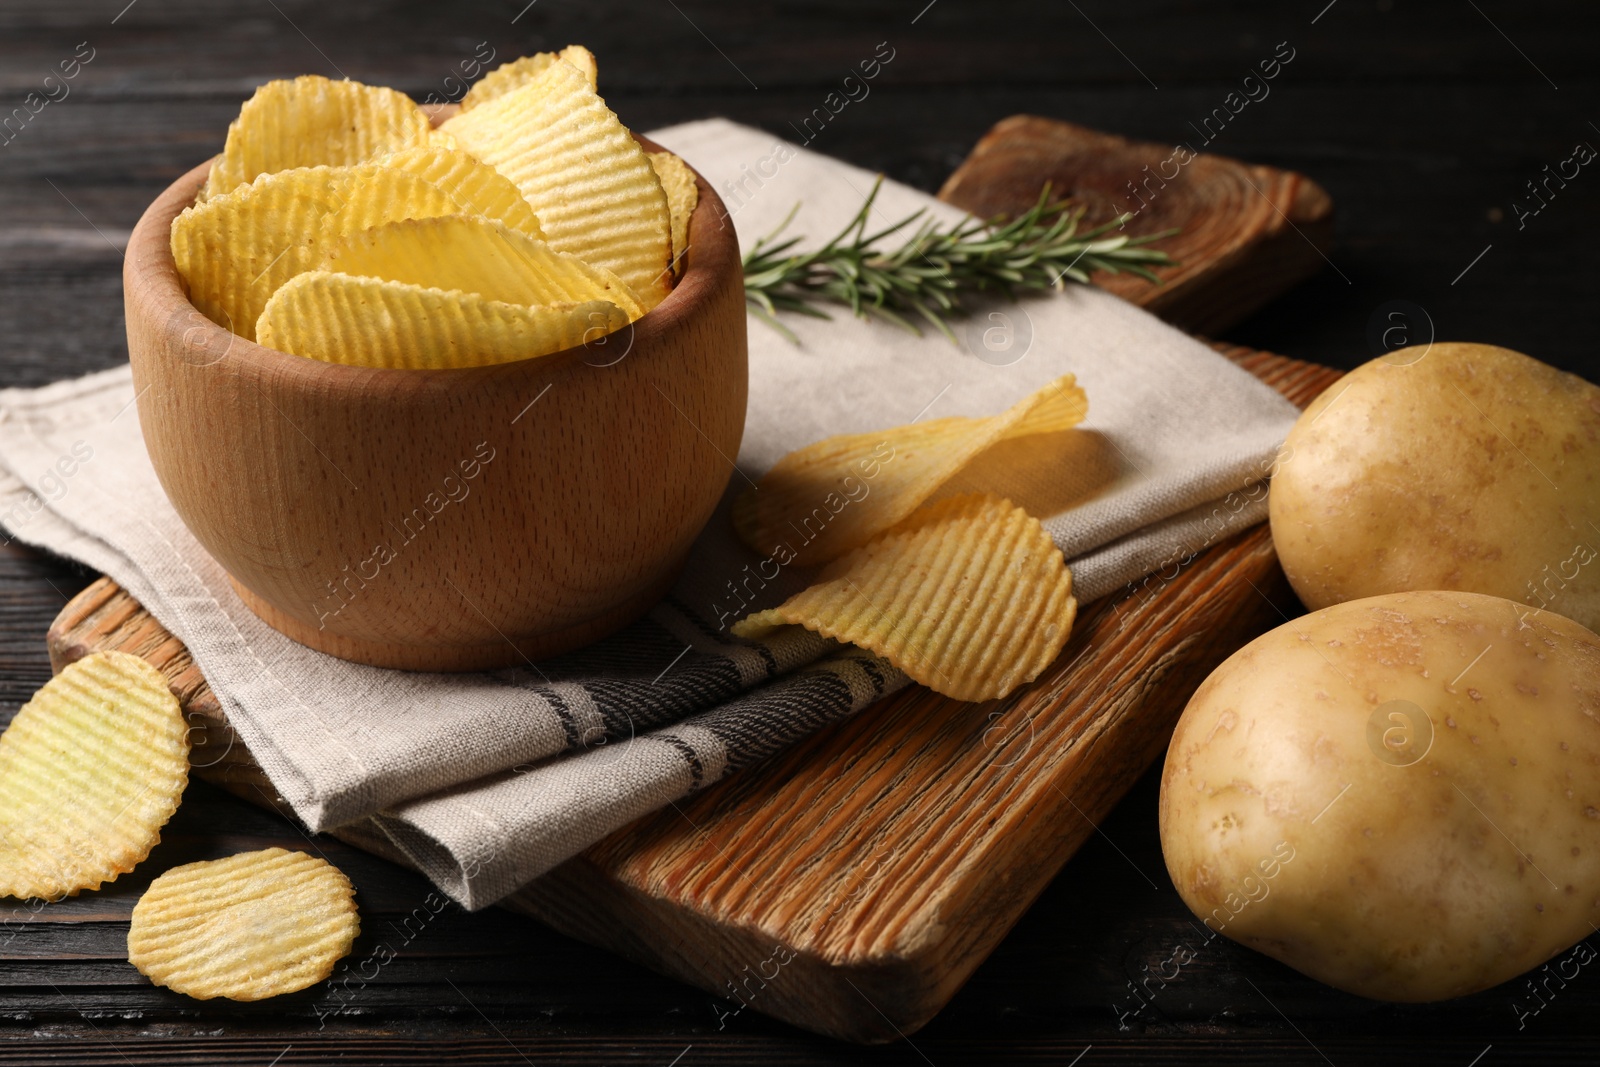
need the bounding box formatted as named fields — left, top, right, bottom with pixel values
left=123, top=145, right=747, bottom=671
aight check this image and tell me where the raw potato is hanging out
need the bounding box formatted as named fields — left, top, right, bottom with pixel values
left=1269, top=343, right=1600, bottom=630
left=1159, top=590, right=1600, bottom=1001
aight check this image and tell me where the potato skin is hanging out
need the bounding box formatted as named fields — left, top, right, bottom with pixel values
left=1269, top=343, right=1600, bottom=631
left=1159, top=590, right=1600, bottom=1001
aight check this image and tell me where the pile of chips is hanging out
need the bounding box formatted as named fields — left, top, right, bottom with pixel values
left=0, top=651, right=361, bottom=1000
left=172, top=46, right=698, bottom=370
left=732, top=376, right=1089, bottom=701
left=167, top=44, right=1088, bottom=702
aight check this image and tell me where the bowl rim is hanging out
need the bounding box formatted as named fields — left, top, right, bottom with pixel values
left=125, top=133, right=741, bottom=393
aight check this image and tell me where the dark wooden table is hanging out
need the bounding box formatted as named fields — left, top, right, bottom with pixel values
left=2, top=2, right=1597, bottom=1063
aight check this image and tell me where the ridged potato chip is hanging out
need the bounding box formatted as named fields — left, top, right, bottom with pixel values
left=318, top=213, right=645, bottom=319
left=128, top=848, right=359, bottom=1002
left=733, top=494, right=1076, bottom=702
left=377, top=144, right=545, bottom=239
left=0, top=651, right=189, bottom=901
left=441, top=58, right=673, bottom=307
left=648, top=150, right=699, bottom=278
left=557, top=44, right=600, bottom=89
left=458, top=45, right=599, bottom=111
left=735, top=374, right=1088, bottom=566
left=203, top=76, right=432, bottom=199
left=172, top=163, right=464, bottom=340
left=258, top=271, right=626, bottom=369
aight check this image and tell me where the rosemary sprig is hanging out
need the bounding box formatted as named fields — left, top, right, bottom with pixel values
left=742, top=177, right=1177, bottom=343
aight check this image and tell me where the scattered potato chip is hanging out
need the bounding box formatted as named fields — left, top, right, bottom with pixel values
left=258, top=271, right=626, bottom=369
left=172, top=164, right=465, bottom=340
left=203, top=76, right=432, bottom=199
left=733, top=494, right=1076, bottom=701
left=319, top=214, right=646, bottom=320
left=377, top=144, right=545, bottom=239
left=127, top=848, right=359, bottom=1001
left=441, top=58, right=673, bottom=306
left=0, top=651, right=189, bottom=901
left=458, top=45, right=599, bottom=111
left=648, top=151, right=699, bottom=278
left=734, top=374, right=1088, bottom=567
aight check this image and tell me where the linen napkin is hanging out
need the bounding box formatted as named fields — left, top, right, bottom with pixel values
left=0, top=119, right=1299, bottom=910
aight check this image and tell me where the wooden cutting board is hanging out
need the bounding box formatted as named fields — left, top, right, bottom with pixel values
left=939, top=114, right=1334, bottom=337
left=46, top=116, right=1340, bottom=1044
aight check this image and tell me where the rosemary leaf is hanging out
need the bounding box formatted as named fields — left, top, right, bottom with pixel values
left=741, top=177, right=1177, bottom=342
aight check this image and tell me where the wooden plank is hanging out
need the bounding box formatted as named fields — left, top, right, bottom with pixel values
left=0, top=1034, right=1563, bottom=1067
left=6, top=82, right=1598, bottom=379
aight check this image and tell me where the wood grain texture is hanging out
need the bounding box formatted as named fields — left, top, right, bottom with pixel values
left=7, top=4, right=1600, bottom=1061
left=938, top=116, right=1333, bottom=338
left=46, top=345, right=1339, bottom=1043
left=124, top=145, right=746, bottom=671
left=0, top=1035, right=1569, bottom=1067
left=4, top=1, right=1596, bottom=383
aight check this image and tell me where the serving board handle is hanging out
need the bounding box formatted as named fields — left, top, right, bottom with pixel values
left=939, top=114, right=1334, bottom=337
